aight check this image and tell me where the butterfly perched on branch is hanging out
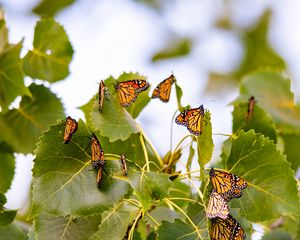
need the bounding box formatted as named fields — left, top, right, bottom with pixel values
left=175, top=105, right=205, bottom=136
left=114, top=79, right=149, bottom=107
left=152, top=74, right=175, bottom=102
left=63, top=116, right=78, bottom=144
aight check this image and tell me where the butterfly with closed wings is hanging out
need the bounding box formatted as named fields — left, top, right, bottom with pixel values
left=63, top=116, right=78, bottom=144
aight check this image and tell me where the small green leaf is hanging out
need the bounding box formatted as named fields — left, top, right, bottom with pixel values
left=186, top=144, right=195, bottom=179
left=223, top=130, right=300, bottom=221
left=152, top=38, right=192, bottom=62
left=33, top=0, right=76, bottom=16
left=91, top=202, right=139, bottom=240
left=197, top=111, right=213, bottom=167
left=34, top=213, right=101, bottom=240
left=0, top=193, right=17, bottom=227
left=0, top=83, right=64, bottom=153
left=175, top=82, right=184, bottom=111
left=0, top=143, right=15, bottom=192
left=0, top=223, right=27, bottom=240
left=31, top=120, right=129, bottom=217
left=236, top=71, right=300, bottom=134
left=261, top=230, right=292, bottom=240
left=23, top=17, right=74, bottom=82
left=0, top=11, right=8, bottom=53
left=281, top=133, right=300, bottom=171
left=121, top=172, right=172, bottom=211
left=0, top=43, right=31, bottom=111
left=156, top=219, right=201, bottom=240
left=232, top=101, right=277, bottom=142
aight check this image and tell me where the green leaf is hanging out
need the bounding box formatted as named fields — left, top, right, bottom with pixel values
left=156, top=219, right=201, bottom=240
left=23, top=17, right=74, bottom=82
left=0, top=43, right=31, bottom=111
left=0, top=11, right=8, bottom=53
left=0, top=193, right=17, bottom=227
left=31, top=120, right=129, bottom=217
left=152, top=38, right=192, bottom=62
left=0, top=143, right=15, bottom=192
left=145, top=205, right=180, bottom=228
left=91, top=202, right=139, bottom=240
left=223, top=130, right=300, bottom=221
left=236, top=71, right=300, bottom=134
left=33, top=0, right=76, bottom=16
left=197, top=111, right=213, bottom=167
left=34, top=213, right=101, bottom=240
left=281, top=133, right=300, bottom=171
left=232, top=101, right=277, bottom=142
left=186, top=144, right=195, bottom=179
left=0, top=223, right=27, bottom=240
left=261, top=230, right=292, bottom=240
left=175, top=82, right=184, bottom=111
left=0, top=83, right=64, bottom=153
left=120, top=172, right=172, bottom=211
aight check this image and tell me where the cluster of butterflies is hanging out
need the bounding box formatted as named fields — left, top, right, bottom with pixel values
left=207, top=168, right=248, bottom=240
left=63, top=116, right=127, bottom=187
left=99, top=74, right=207, bottom=136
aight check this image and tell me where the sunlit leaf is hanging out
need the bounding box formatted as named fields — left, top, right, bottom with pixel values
left=281, top=133, right=300, bottom=171
left=0, top=43, right=31, bottom=111
left=0, top=143, right=15, bottom=193
left=186, top=202, right=209, bottom=238
left=23, top=17, right=74, bottom=82
left=223, top=130, right=300, bottom=221
left=261, top=230, right=292, bottom=240
left=0, top=83, right=64, bottom=153
left=152, top=38, right=192, bottom=62
left=34, top=213, right=101, bottom=240
left=91, top=202, right=139, bottom=240
left=0, top=223, right=27, bottom=240
left=175, top=82, right=184, bottom=111
left=0, top=193, right=17, bottom=227
left=145, top=205, right=180, bottom=228
left=31, top=120, right=129, bottom=217
left=0, top=10, right=8, bottom=53
left=33, top=0, right=76, bottom=16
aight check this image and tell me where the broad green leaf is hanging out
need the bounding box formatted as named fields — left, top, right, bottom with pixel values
left=186, top=144, right=195, bottom=179
left=0, top=143, right=15, bottom=192
left=232, top=101, right=277, bottom=142
left=152, top=38, right=192, bottom=62
left=175, top=82, right=184, bottom=111
left=280, top=133, right=300, bottom=171
left=91, top=202, right=139, bottom=240
left=34, top=213, right=101, bottom=240
left=0, top=223, right=27, bottom=240
left=223, top=130, right=300, bottom=221
left=23, top=17, right=74, bottom=82
left=261, top=230, right=292, bottom=240
left=0, top=10, right=8, bottom=52
left=145, top=205, right=180, bottom=228
left=0, top=83, right=64, bottom=153
left=197, top=111, right=213, bottom=168
left=31, top=120, right=129, bottom=216
left=169, top=180, right=192, bottom=209
left=0, top=193, right=17, bottom=227
left=0, top=43, right=31, bottom=111
left=156, top=219, right=202, bottom=240
left=236, top=71, right=300, bottom=134
left=120, top=171, right=172, bottom=211
left=33, top=0, right=76, bottom=16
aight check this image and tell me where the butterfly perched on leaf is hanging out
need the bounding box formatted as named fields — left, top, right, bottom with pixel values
left=210, top=168, right=247, bottom=201
left=114, top=79, right=149, bottom=107
left=246, top=96, right=256, bottom=120
left=210, top=215, right=246, bottom=240
left=90, top=133, right=106, bottom=168
left=63, top=116, right=78, bottom=144
left=98, top=80, right=107, bottom=112
left=120, top=154, right=128, bottom=176
left=152, top=74, right=176, bottom=102
left=207, top=190, right=229, bottom=220
left=96, top=166, right=104, bottom=188
left=175, top=105, right=205, bottom=136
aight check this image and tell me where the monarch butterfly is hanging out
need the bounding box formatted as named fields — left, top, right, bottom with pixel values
left=210, top=168, right=247, bottom=201
left=175, top=105, right=205, bottom=136
left=207, top=190, right=229, bottom=219
left=63, top=116, right=78, bottom=144
left=210, top=215, right=246, bottom=240
left=114, top=79, right=149, bottom=107
left=120, top=154, right=128, bottom=176
left=96, top=166, right=104, bottom=188
left=246, top=96, right=256, bottom=120
left=151, top=74, right=175, bottom=102
left=98, top=80, right=106, bottom=112
left=90, top=133, right=106, bottom=168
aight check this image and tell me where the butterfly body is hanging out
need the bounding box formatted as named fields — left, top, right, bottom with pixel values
left=115, top=79, right=149, bottom=107
left=120, top=154, right=128, bottom=176
left=98, top=80, right=106, bottom=112
left=175, top=105, right=205, bottom=136
left=207, top=190, right=229, bottom=219
left=90, top=133, right=106, bottom=168
left=63, top=116, right=78, bottom=144
left=152, top=74, right=175, bottom=102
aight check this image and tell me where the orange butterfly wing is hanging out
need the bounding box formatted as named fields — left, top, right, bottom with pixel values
left=207, top=190, right=229, bottom=219
left=96, top=166, right=104, bottom=188
left=90, top=133, right=106, bottom=168
left=152, top=74, right=175, bottom=102
left=63, top=116, right=78, bottom=144
left=98, top=80, right=106, bottom=112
